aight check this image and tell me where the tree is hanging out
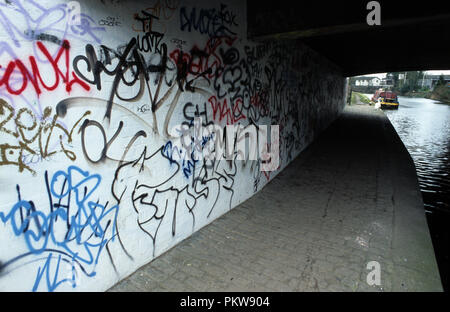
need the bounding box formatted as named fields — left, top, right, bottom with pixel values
left=411, top=71, right=423, bottom=91
left=436, top=74, right=446, bottom=87
left=387, top=72, right=399, bottom=88
left=401, top=71, right=423, bottom=92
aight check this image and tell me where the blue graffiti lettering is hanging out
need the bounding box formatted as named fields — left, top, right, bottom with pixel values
left=0, top=165, right=118, bottom=291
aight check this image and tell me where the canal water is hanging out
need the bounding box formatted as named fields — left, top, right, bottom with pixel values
left=370, top=95, right=450, bottom=291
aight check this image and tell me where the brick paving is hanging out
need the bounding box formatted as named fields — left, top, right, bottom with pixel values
left=108, top=105, right=442, bottom=292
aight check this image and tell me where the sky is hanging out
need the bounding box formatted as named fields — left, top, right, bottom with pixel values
left=363, top=70, right=450, bottom=78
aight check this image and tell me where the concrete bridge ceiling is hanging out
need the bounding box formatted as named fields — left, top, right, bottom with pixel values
left=247, top=0, right=450, bottom=76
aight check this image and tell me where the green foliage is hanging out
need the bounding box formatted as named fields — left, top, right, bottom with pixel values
left=430, top=84, right=450, bottom=103
left=358, top=93, right=371, bottom=104
left=401, top=83, right=411, bottom=94
left=350, top=91, right=357, bottom=105
left=435, top=74, right=446, bottom=88
left=396, top=71, right=425, bottom=94
left=350, top=92, right=372, bottom=105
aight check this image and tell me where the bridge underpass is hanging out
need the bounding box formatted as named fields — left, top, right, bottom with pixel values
left=109, top=0, right=447, bottom=292
left=247, top=0, right=450, bottom=76
left=0, top=0, right=446, bottom=293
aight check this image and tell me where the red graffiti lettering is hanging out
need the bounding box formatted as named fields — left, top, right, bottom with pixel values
left=209, top=95, right=245, bottom=125
left=0, top=40, right=90, bottom=96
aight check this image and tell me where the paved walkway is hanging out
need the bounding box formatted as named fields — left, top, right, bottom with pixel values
left=108, top=105, right=442, bottom=292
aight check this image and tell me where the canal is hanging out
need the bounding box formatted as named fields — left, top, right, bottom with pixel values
left=372, top=95, right=450, bottom=291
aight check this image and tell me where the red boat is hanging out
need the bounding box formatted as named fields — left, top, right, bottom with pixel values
left=371, top=89, right=399, bottom=109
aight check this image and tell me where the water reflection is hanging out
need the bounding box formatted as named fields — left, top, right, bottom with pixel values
left=382, top=95, right=450, bottom=291
left=384, top=97, right=450, bottom=212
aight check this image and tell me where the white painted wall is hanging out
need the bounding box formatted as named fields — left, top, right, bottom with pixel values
left=0, top=0, right=345, bottom=291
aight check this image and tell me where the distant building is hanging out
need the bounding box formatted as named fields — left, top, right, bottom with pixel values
left=418, top=74, right=450, bottom=89
left=380, top=73, right=394, bottom=87
left=353, top=76, right=381, bottom=87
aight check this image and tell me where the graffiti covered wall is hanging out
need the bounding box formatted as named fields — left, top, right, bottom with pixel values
left=0, top=0, right=345, bottom=291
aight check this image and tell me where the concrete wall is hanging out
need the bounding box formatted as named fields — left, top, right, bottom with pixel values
left=0, top=0, right=345, bottom=291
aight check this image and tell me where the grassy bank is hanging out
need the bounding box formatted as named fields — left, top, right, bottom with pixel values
left=351, top=92, right=372, bottom=105
left=350, top=92, right=357, bottom=104
left=402, top=90, right=430, bottom=98
left=358, top=93, right=371, bottom=104
left=397, top=85, right=450, bottom=104
left=427, top=85, right=450, bottom=103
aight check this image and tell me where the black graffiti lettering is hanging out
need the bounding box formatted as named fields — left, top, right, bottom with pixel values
left=73, top=37, right=171, bottom=121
